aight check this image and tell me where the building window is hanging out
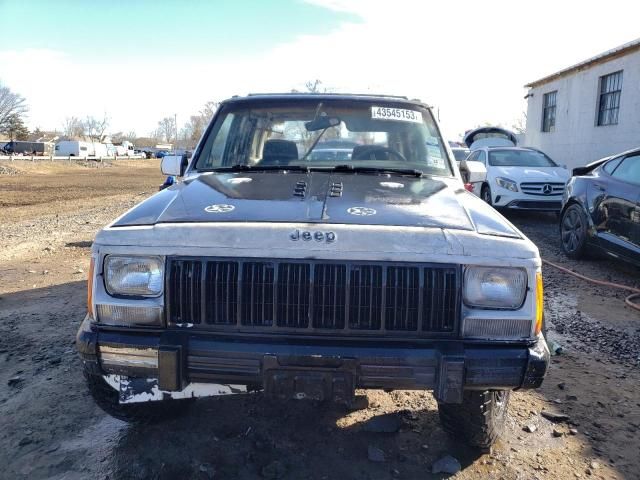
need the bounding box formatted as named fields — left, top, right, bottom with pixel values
left=541, top=91, right=557, bottom=132
left=597, top=71, right=623, bottom=126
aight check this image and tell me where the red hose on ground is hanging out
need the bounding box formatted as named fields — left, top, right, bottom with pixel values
left=542, top=258, right=640, bottom=312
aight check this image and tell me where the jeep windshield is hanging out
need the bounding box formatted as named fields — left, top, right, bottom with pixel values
left=194, top=100, right=453, bottom=176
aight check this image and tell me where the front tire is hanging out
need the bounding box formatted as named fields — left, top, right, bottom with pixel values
left=560, top=204, right=589, bottom=259
left=84, top=371, right=193, bottom=423
left=438, top=390, right=510, bottom=449
left=481, top=184, right=492, bottom=205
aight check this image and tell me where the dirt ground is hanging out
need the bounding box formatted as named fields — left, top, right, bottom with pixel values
left=0, top=159, right=638, bottom=480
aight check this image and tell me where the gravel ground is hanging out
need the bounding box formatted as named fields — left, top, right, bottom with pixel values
left=0, top=162, right=638, bottom=479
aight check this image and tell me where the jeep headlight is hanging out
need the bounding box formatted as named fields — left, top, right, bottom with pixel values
left=463, top=266, right=527, bottom=309
left=104, top=256, right=164, bottom=297
left=495, top=177, right=518, bottom=192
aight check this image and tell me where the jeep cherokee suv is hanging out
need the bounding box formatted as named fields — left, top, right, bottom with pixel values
left=77, top=93, right=548, bottom=448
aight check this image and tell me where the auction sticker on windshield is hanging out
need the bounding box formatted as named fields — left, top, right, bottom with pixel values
left=371, top=106, right=423, bottom=123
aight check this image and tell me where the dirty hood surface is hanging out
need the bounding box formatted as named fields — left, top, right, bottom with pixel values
left=112, top=171, right=520, bottom=237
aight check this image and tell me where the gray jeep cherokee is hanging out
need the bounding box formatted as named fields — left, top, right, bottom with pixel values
left=77, top=93, right=548, bottom=448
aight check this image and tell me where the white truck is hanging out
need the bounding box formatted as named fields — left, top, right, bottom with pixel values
left=114, top=141, right=135, bottom=156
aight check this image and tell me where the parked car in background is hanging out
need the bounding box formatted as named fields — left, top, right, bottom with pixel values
left=156, top=150, right=169, bottom=158
left=464, top=127, right=569, bottom=211
left=451, top=147, right=471, bottom=182
left=560, top=148, right=640, bottom=265
left=451, top=147, right=470, bottom=164
left=307, top=147, right=353, bottom=161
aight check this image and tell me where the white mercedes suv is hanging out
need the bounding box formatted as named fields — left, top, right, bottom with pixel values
left=463, top=128, right=570, bottom=211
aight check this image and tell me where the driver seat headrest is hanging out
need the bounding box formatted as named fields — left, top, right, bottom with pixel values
left=352, top=145, right=389, bottom=161
left=262, top=139, right=298, bottom=165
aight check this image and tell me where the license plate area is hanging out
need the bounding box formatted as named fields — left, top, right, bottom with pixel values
left=262, top=355, right=356, bottom=404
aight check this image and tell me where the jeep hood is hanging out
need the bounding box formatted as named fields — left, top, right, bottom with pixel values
left=111, top=171, right=520, bottom=238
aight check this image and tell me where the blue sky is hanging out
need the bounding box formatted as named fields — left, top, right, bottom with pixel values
left=0, top=0, right=357, bottom=62
left=1, top=0, right=639, bottom=139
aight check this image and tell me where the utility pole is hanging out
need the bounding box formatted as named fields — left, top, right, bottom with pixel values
left=174, top=113, right=178, bottom=153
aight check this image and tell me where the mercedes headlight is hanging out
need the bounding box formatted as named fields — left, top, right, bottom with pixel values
left=104, top=256, right=164, bottom=297
left=495, top=177, right=518, bottom=192
left=463, top=266, right=527, bottom=309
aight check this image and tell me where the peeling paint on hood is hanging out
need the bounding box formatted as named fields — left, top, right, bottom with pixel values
left=110, top=171, right=521, bottom=239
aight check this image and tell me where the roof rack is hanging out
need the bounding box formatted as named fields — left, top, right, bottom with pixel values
left=245, top=92, right=409, bottom=100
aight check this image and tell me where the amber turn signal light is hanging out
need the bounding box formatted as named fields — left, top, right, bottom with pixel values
left=535, top=271, right=544, bottom=335
left=87, top=257, right=95, bottom=317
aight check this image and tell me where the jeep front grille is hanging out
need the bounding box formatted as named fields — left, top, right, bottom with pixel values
left=167, top=258, right=459, bottom=337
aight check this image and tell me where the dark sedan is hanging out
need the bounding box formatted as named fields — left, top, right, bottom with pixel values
left=560, top=148, right=640, bottom=265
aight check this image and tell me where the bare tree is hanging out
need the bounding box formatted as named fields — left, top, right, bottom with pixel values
left=62, top=117, right=84, bottom=138
left=110, top=131, right=124, bottom=142
left=110, top=131, right=136, bottom=143
left=511, top=112, right=527, bottom=134
left=156, top=116, right=177, bottom=143
left=0, top=82, right=28, bottom=133
left=305, top=79, right=324, bottom=93
left=200, top=101, right=220, bottom=121
left=134, top=136, right=158, bottom=148
left=183, top=115, right=207, bottom=146
left=83, top=115, right=110, bottom=142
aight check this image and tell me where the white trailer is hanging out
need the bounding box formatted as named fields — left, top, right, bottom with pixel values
left=93, top=142, right=108, bottom=157
left=55, top=141, right=93, bottom=157
left=55, top=141, right=110, bottom=158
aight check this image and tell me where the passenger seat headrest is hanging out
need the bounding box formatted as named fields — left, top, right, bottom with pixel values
left=352, top=145, right=389, bottom=161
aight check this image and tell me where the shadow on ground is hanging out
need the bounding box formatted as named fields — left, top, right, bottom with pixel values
left=108, top=394, right=483, bottom=480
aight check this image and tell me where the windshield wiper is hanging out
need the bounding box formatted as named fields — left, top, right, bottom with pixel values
left=331, top=164, right=423, bottom=177
left=209, top=164, right=310, bottom=173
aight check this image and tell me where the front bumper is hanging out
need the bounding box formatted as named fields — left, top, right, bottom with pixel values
left=77, top=316, right=549, bottom=405
left=491, top=187, right=562, bottom=211
left=502, top=199, right=562, bottom=211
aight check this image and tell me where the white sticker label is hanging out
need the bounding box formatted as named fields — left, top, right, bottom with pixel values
left=427, top=145, right=442, bottom=158
left=427, top=157, right=445, bottom=169
left=426, top=146, right=445, bottom=168
left=371, top=106, right=423, bottom=123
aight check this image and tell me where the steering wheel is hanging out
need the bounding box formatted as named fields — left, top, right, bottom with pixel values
left=354, top=146, right=409, bottom=162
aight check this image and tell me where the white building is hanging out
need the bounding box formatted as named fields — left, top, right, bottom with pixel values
left=523, top=38, right=640, bottom=170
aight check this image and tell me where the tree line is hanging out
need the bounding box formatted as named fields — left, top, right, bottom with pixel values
left=0, top=78, right=329, bottom=148
left=0, top=82, right=29, bottom=141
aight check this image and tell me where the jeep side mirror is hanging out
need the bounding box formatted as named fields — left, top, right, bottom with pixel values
left=460, top=160, right=487, bottom=184
left=161, top=155, right=184, bottom=176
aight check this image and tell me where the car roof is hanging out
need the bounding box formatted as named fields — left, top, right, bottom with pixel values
left=221, top=93, right=431, bottom=109
left=480, top=146, right=541, bottom=152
